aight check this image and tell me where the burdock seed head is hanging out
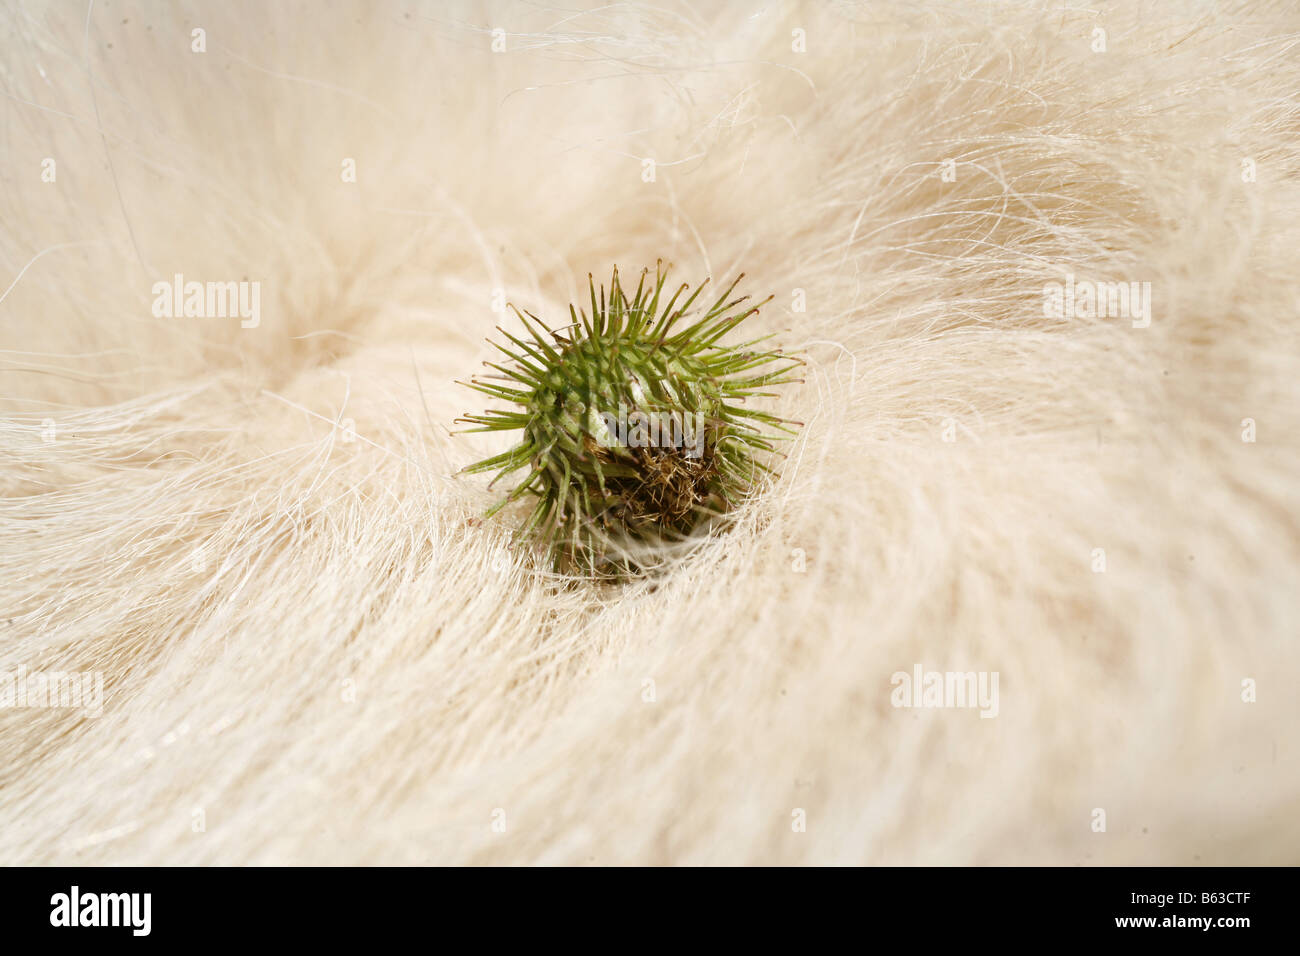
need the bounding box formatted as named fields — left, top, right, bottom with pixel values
left=457, top=262, right=803, bottom=576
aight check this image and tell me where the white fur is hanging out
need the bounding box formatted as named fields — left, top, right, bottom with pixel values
left=1, top=0, right=1297, bottom=864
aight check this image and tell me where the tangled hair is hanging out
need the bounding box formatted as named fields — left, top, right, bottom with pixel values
left=1, top=0, right=1297, bottom=864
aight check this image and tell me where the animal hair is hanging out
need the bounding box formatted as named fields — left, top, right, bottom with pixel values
left=1, top=0, right=1297, bottom=864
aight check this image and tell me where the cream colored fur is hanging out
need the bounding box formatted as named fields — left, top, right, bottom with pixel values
left=1, top=0, right=1297, bottom=864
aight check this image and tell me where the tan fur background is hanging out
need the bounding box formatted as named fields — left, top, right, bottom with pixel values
left=2, top=0, right=1297, bottom=864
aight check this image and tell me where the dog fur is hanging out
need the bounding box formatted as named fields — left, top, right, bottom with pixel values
left=1, top=0, right=1297, bottom=864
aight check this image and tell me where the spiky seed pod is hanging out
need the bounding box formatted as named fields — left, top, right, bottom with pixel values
left=457, top=262, right=803, bottom=575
